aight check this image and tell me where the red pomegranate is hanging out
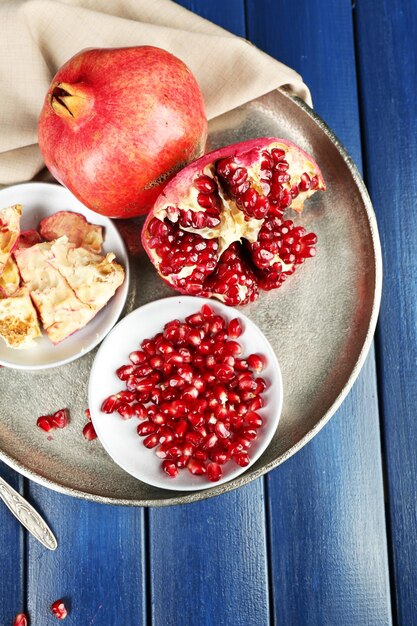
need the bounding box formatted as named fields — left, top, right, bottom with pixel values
left=38, top=46, right=207, bottom=218
left=142, top=137, right=325, bottom=305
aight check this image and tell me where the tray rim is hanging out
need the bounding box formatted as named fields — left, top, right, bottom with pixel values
left=0, top=90, right=382, bottom=506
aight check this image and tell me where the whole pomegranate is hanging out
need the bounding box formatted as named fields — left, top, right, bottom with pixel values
left=38, top=47, right=207, bottom=218
left=142, top=137, right=325, bottom=305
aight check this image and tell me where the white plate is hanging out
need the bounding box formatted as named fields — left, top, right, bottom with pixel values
left=88, top=296, right=283, bottom=491
left=0, top=182, right=129, bottom=370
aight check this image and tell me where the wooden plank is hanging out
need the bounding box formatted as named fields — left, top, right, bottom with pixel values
left=0, top=462, right=25, bottom=624
left=354, top=1, right=417, bottom=623
left=149, top=484, right=270, bottom=626
left=26, top=485, right=146, bottom=624
left=148, top=3, right=270, bottom=626
left=178, top=0, right=246, bottom=36
left=246, top=0, right=392, bottom=623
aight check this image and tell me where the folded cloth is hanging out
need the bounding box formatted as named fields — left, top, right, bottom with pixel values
left=0, top=0, right=311, bottom=186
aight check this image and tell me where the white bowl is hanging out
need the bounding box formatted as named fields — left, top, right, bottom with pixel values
left=88, top=296, right=283, bottom=492
left=0, top=182, right=129, bottom=370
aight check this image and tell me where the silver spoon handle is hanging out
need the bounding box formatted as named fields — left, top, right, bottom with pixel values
left=0, top=475, right=57, bottom=550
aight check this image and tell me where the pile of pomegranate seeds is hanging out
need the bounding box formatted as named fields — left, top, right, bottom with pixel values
left=36, top=408, right=69, bottom=432
left=101, top=304, right=268, bottom=482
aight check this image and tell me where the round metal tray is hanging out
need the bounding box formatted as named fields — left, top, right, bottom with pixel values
left=0, top=90, right=382, bottom=506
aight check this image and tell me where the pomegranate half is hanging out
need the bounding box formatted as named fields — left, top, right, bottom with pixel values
left=142, top=138, right=325, bottom=305
left=38, top=46, right=207, bottom=218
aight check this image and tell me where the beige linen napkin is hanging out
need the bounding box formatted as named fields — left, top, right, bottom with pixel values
left=0, top=0, right=311, bottom=186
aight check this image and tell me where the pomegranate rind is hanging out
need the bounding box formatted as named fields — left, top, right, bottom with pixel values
left=39, top=210, right=104, bottom=253
left=142, top=137, right=324, bottom=305
left=0, top=257, right=20, bottom=297
left=14, top=237, right=125, bottom=344
left=0, top=204, right=22, bottom=276
left=0, top=287, right=42, bottom=349
left=14, top=229, right=42, bottom=251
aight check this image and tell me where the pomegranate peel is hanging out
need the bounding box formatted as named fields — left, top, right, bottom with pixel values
left=39, top=211, right=103, bottom=253
left=142, top=138, right=325, bottom=306
left=15, top=229, right=42, bottom=251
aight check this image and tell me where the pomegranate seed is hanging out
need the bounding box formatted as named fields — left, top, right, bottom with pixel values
left=156, top=443, right=171, bottom=459
left=201, top=303, right=214, bottom=318
left=185, top=313, right=203, bottom=326
left=194, top=175, right=216, bottom=193
left=137, top=421, right=156, bottom=436
left=116, top=364, right=135, bottom=380
left=248, top=396, right=264, bottom=411
left=227, top=318, right=243, bottom=338
left=247, top=354, right=265, bottom=372
left=37, top=415, right=54, bottom=432
left=175, top=420, right=188, bottom=438
left=241, top=427, right=258, bottom=440
left=158, top=427, right=175, bottom=444
left=129, top=350, right=148, bottom=365
left=118, top=390, right=136, bottom=403
left=210, top=450, right=230, bottom=464
left=117, top=403, right=135, bottom=420
left=101, top=394, right=122, bottom=413
left=150, top=412, right=166, bottom=426
left=188, top=413, right=204, bottom=428
left=135, top=379, right=155, bottom=393
left=186, top=328, right=201, bottom=346
left=132, top=403, right=147, bottom=419
left=186, top=431, right=203, bottom=446
left=208, top=315, right=225, bottom=334
left=224, top=340, right=242, bottom=356
left=176, top=454, right=190, bottom=468
left=141, top=338, right=156, bottom=355
left=50, top=599, right=68, bottom=619
left=235, top=359, right=249, bottom=371
left=83, top=423, right=97, bottom=440
left=183, top=385, right=199, bottom=401
left=245, top=412, right=263, bottom=428
left=157, top=339, right=174, bottom=355
left=143, top=433, right=159, bottom=448
left=85, top=408, right=91, bottom=421
left=233, top=452, right=250, bottom=467
left=162, top=460, right=179, bottom=477
left=213, top=384, right=228, bottom=404
left=51, top=408, right=69, bottom=429
left=215, top=421, right=231, bottom=439
left=207, top=462, right=222, bottom=482
left=203, top=433, right=218, bottom=449
left=214, top=363, right=234, bottom=381
left=13, top=614, right=28, bottom=626
left=188, top=459, right=206, bottom=475
left=194, top=447, right=209, bottom=461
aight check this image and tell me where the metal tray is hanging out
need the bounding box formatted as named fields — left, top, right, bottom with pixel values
left=0, top=90, right=382, bottom=506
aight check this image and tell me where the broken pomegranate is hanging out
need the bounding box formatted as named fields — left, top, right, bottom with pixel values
left=142, top=138, right=325, bottom=306
left=101, top=304, right=268, bottom=482
left=50, top=599, right=68, bottom=620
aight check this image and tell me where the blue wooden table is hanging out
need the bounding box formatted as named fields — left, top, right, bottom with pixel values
left=1, top=0, right=416, bottom=624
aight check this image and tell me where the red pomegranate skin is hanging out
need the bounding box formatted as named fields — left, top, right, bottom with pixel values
left=38, top=46, right=208, bottom=218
